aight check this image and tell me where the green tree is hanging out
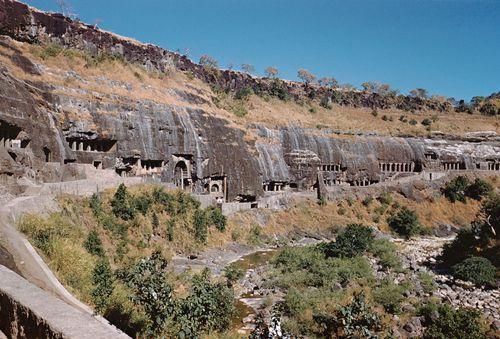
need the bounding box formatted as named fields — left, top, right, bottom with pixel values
left=442, top=176, right=470, bottom=203
left=387, top=206, right=420, bottom=239
left=111, top=184, right=135, bottom=220
left=423, top=304, right=486, bottom=339
left=89, top=193, right=102, bottom=216
left=173, top=269, right=235, bottom=337
left=91, top=257, right=114, bottom=313
left=206, top=206, right=227, bottom=232
left=193, top=209, right=208, bottom=243
left=465, top=178, right=493, bottom=201
left=452, top=256, right=496, bottom=286
left=322, top=224, right=374, bottom=258
left=151, top=212, right=159, bottom=231
left=166, top=219, right=174, bottom=242
left=120, top=251, right=173, bottom=336
left=84, top=228, right=104, bottom=257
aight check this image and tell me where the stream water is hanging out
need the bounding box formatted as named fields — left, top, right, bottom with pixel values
left=229, top=249, right=280, bottom=333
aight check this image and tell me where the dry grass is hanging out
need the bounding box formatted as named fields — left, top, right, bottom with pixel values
left=229, top=189, right=485, bottom=241
left=1, top=40, right=497, bottom=138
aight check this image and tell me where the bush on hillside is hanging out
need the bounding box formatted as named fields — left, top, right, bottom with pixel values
left=205, top=206, right=227, bottom=232
left=369, top=238, right=401, bottom=270
left=465, top=178, right=493, bottom=200
left=373, top=279, right=407, bottom=314
left=172, top=269, right=235, bottom=337
left=84, top=228, right=104, bottom=257
left=421, top=304, right=486, bottom=339
left=451, top=256, right=496, bottom=286
left=193, top=209, right=208, bottom=243
left=89, top=193, right=102, bottom=216
left=315, top=293, right=381, bottom=338
left=91, top=257, right=114, bottom=313
left=442, top=176, right=470, bottom=203
left=387, top=206, right=421, bottom=239
left=322, top=224, right=374, bottom=258
left=111, top=184, right=135, bottom=221
left=119, top=251, right=173, bottom=336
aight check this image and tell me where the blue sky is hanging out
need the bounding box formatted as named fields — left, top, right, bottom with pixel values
left=24, top=0, right=499, bottom=100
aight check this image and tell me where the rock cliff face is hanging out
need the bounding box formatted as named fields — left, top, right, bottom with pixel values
left=0, top=0, right=498, bottom=201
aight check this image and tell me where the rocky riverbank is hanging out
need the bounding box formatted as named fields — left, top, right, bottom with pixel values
left=212, top=234, right=500, bottom=336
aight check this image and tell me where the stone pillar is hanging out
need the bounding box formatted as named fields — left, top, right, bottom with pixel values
left=78, top=142, right=83, bottom=151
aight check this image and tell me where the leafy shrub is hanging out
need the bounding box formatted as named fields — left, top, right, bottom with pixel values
left=234, top=86, right=253, bottom=100
left=439, top=228, right=478, bottom=266
left=35, top=42, right=63, bottom=59
left=421, top=118, right=432, bottom=126
left=451, top=256, right=496, bottom=286
left=369, top=238, right=401, bottom=270
left=377, top=191, right=393, bottom=206
left=151, top=212, right=159, bottom=231
left=133, top=193, right=151, bottom=216
left=373, top=279, right=407, bottom=314
left=193, top=209, right=208, bottom=243
left=247, top=225, right=263, bottom=245
left=362, top=195, right=374, bottom=206
left=273, top=246, right=372, bottom=288
left=482, top=193, right=499, bottom=236
left=381, top=115, right=389, bottom=121
left=465, top=178, right=493, bottom=200
left=329, top=293, right=381, bottom=338
left=119, top=251, right=173, bottom=336
left=268, top=79, right=291, bottom=101
left=166, top=219, right=174, bottom=242
left=442, top=176, right=470, bottom=203
left=206, top=206, right=226, bottom=232
left=371, top=109, right=378, bottom=117
left=418, top=272, right=436, bottom=293
left=409, top=119, right=417, bottom=125
left=111, top=184, right=135, bottom=221
left=91, top=257, right=114, bottom=313
left=89, top=193, right=102, bottom=216
left=223, top=264, right=245, bottom=285
left=322, top=224, right=374, bottom=258
left=84, top=228, right=104, bottom=257
left=387, top=206, right=421, bottom=239
left=152, top=187, right=174, bottom=206
left=422, top=304, right=486, bottom=339
left=173, top=269, right=235, bottom=337
left=320, top=96, right=332, bottom=109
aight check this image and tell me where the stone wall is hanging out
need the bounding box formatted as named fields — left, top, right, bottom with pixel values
left=0, top=265, right=129, bottom=339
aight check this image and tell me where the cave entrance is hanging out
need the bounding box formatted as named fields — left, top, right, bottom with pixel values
left=174, top=161, right=190, bottom=189
left=43, top=147, right=52, bottom=162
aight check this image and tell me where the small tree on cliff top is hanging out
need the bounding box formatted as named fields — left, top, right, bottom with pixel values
left=319, top=77, right=338, bottom=88
left=241, top=63, right=255, bottom=74
left=297, top=69, right=317, bottom=84
left=199, top=54, right=218, bottom=69
left=265, top=66, right=279, bottom=78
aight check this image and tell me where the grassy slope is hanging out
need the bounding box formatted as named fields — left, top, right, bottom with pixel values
left=1, top=41, right=498, bottom=138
